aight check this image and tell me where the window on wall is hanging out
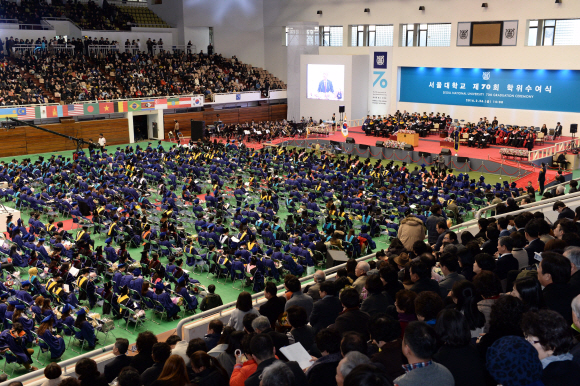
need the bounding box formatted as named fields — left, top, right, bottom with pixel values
left=350, top=25, right=394, bottom=46
left=528, top=19, right=580, bottom=46
left=320, top=26, right=343, bottom=46
left=401, top=23, right=451, bottom=47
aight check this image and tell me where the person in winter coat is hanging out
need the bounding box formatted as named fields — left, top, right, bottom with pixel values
left=397, top=214, right=426, bottom=251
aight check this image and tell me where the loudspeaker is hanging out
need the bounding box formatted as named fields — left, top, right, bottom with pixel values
left=457, top=157, right=469, bottom=163
left=346, top=137, right=355, bottom=144
left=359, top=144, right=369, bottom=150
left=404, top=144, right=414, bottom=151
left=571, top=124, right=578, bottom=134
left=190, top=120, right=205, bottom=141
left=376, top=141, right=384, bottom=147
left=440, top=148, right=451, bottom=156
left=339, top=106, right=345, bottom=113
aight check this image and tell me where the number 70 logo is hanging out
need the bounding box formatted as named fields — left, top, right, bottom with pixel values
left=373, top=71, right=388, bottom=88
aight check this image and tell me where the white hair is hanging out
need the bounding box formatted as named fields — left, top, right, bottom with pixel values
left=573, top=295, right=580, bottom=318
left=356, top=261, right=370, bottom=273
left=339, top=351, right=370, bottom=378
left=261, top=360, right=294, bottom=386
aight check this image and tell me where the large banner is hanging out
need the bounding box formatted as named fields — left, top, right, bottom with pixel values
left=368, top=47, right=393, bottom=116
left=399, top=67, right=580, bottom=113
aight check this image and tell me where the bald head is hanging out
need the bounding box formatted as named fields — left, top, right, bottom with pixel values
left=355, top=261, right=370, bottom=277
left=314, top=270, right=325, bottom=283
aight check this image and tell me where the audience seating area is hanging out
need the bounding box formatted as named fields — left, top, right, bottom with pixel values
left=0, top=43, right=285, bottom=105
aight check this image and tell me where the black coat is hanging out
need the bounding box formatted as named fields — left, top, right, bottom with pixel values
left=525, top=238, right=545, bottom=266
left=104, top=354, right=132, bottom=383
left=307, top=358, right=341, bottom=386
left=542, top=360, right=580, bottom=386
left=261, top=327, right=290, bottom=361
left=259, top=296, right=286, bottom=327
left=245, top=358, right=307, bottom=386
left=570, top=271, right=580, bottom=299
left=361, top=292, right=394, bottom=318
left=79, top=373, right=109, bottom=386
left=190, top=367, right=229, bottom=386
left=494, top=253, right=519, bottom=280
left=544, top=282, right=574, bottom=325
left=331, top=308, right=371, bottom=341
left=131, top=350, right=155, bottom=374
left=410, top=278, right=442, bottom=296
left=309, top=294, right=343, bottom=334
left=433, top=344, right=486, bottom=386
left=141, top=362, right=165, bottom=386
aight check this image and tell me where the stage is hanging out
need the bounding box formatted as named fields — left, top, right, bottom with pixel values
left=320, top=127, right=576, bottom=162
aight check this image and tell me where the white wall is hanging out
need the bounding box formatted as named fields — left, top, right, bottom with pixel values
left=181, top=0, right=265, bottom=68
left=260, top=0, right=580, bottom=133
left=0, top=28, right=56, bottom=41
left=45, top=20, right=82, bottom=39
left=184, top=27, right=209, bottom=53
left=149, top=0, right=184, bottom=45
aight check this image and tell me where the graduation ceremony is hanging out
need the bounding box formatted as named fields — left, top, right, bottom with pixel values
left=0, top=1, right=580, bottom=386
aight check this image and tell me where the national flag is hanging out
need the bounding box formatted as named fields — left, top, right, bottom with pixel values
left=179, top=97, right=193, bottom=107
left=155, top=99, right=167, bottom=110
left=128, top=101, right=141, bottom=112
left=99, top=102, right=114, bottom=114
left=67, top=105, right=84, bottom=116
left=114, top=101, right=128, bottom=113
left=193, top=96, right=203, bottom=106
left=39, top=106, right=47, bottom=119
left=141, top=100, right=155, bottom=110
left=0, top=107, right=18, bottom=118
left=57, top=105, right=67, bottom=117
left=17, top=107, right=36, bottom=120
left=46, top=105, right=59, bottom=118
left=168, top=98, right=179, bottom=107
left=84, top=103, right=99, bottom=115
left=342, top=115, right=349, bottom=137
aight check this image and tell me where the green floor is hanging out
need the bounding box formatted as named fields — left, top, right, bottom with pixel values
left=0, top=140, right=535, bottom=376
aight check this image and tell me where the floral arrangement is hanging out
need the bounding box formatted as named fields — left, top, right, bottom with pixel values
left=500, top=148, right=529, bottom=157
left=442, top=137, right=454, bottom=142
left=384, top=140, right=406, bottom=150
left=396, top=129, right=417, bottom=134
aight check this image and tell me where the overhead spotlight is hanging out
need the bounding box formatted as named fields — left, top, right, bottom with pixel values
left=364, top=8, right=370, bottom=13
left=555, top=0, right=562, bottom=3
left=316, top=10, right=322, bottom=15
left=482, top=2, right=488, bottom=7
left=419, top=6, right=425, bottom=10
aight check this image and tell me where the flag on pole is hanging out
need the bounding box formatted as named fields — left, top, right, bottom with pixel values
left=342, top=115, right=349, bottom=137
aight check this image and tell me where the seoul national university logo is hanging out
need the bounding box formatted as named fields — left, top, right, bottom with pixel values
left=376, top=55, right=385, bottom=66
left=482, top=72, right=491, bottom=80
left=505, top=28, right=516, bottom=39
left=459, top=30, right=469, bottom=39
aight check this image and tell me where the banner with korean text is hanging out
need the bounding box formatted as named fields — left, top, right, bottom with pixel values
left=368, top=47, right=393, bottom=116
left=399, top=67, right=580, bottom=113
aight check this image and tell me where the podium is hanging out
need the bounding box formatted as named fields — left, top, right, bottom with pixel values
left=397, top=133, right=419, bottom=147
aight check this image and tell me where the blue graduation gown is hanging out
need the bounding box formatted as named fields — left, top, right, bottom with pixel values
left=75, top=321, right=96, bottom=348
left=0, top=330, right=31, bottom=364
left=15, top=290, right=33, bottom=304
left=40, top=329, right=66, bottom=359
left=61, top=316, right=75, bottom=335
left=177, top=287, right=198, bottom=310
left=155, top=292, right=180, bottom=318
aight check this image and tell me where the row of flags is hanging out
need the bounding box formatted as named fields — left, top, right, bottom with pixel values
left=0, top=96, right=204, bottom=120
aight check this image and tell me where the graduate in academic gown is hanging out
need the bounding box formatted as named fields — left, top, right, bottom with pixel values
left=153, top=282, right=181, bottom=320
left=37, top=315, right=66, bottom=360
left=174, top=276, right=197, bottom=311
left=0, top=322, right=37, bottom=370
left=74, top=308, right=97, bottom=349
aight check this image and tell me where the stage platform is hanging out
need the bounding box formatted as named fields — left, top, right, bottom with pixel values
left=321, top=127, right=575, bottom=162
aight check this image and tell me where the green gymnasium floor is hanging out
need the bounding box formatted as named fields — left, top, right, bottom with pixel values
left=0, top=140, right=537, bottom=375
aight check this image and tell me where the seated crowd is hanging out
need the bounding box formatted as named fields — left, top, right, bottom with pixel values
left=0, top=42, right=285, bottom=105
left=0, top=0, right=134, bottom=31
left=0, top=137, right=577, bottom=384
